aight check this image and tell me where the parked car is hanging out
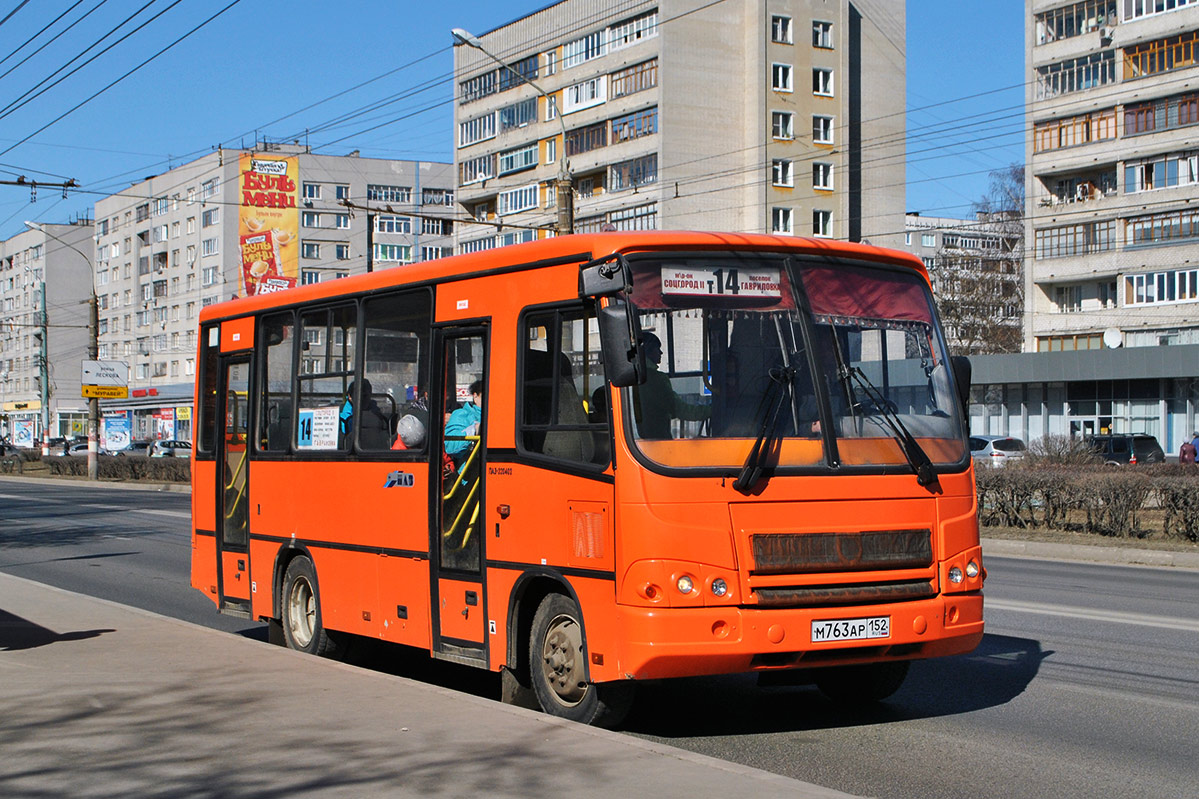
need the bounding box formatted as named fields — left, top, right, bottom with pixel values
left=104, top=439, right=153, bottom=456
left=970, top=435, right=1027, bottom=466
left=1087, top=434, right=1165, bottom=465
left=150, top=439, right=192, bottom=458
left=0, top=440, right=22, bottom=458
left=66, top=442, right=90, bottom=455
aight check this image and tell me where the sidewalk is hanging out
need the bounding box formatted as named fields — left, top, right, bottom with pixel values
left=0, top=572, right=855, bottom=799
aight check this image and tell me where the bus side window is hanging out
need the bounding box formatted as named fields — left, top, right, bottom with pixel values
left=257, top=311, right=295, bottom=453
left=360, top=290, right=433, bottom=452
left=296, top=304, right=356, bottom=454
left=519, top=304, right=609, bottom=467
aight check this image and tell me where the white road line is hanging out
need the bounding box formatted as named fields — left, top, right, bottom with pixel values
left=987, top=597, right=1199, bottom=633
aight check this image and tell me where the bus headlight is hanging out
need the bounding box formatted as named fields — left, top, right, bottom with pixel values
left=710, top=578, right=728, bottom=597
left=965, top=560, right=980, bottom=579
left=948, top=565, right=964, bottom=584
left=676, top=575, right=695, bottom=595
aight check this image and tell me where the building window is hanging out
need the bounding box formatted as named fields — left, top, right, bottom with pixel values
left=565, top=121, right=608, bottom=156
left=563, top=76, right=607, bottom=114
left=772, top=159, right=793, bottom=187
left=498, top=97, right=537, bottom=131
left=459, top=69, right=497, bottom=104
left=610, top=106, right=657, bottom=143
left=498, top=143, right=539, bottom=175
left=813, top=115, right=834, bottom=143
left=302, top=242, right=320, bottom=259
left=1035, top=221, right=1115, bottom=258
left=1034, top=107, right=1117, bottom=152
left=772, top=207, right=793, bottom=234
left=335, top=244, right=350, bottom=260
left=1055, top=284, right=1083, bottom=313
left=201, top=238, right=218, bottom=257
left=1035, top=1, right=1117, bottom=44
left=373, top=244, right=412, bottom=263
left=335, top=214, right=350, bottom=229
left=772, top=15, right=792, bottom=44
left=545, top=138, right=557, bottom=165
left=1125, top=29, right=1199, bottom=80
left=460, top=152, right=496, bottom=185
left=563, top=29, right=607, bottom=69
left=201, top=178, right=219, bottom=198
left=608, top=10, right=657, bottom=51
left=610, top=59, right=657, bottom=98
left=301, top=270, right=320, bottom=285
left=497, top=184, right=539, bottom=215
left=813, top=68, right=833, bottom=96
left=498, top=54, right=538, bottom=91
left=422, top=217, right=452, bottom=236
left=813, top=20, right=834, bottom=49
left=366, top=184, right=412, bottom=203
left=1035, top=51, right=1115, bottom=99
left=772, top=111, right=794, bottom=140
left=459, top=113, right=497, bottom=147
left=375, top=215, right=412, bottom=234
left=1126, top=208, right=1199, bottom=247
left=609, top=154, right=657, bottom=192
left=302, top=211, right=321, bottom=228
left=543, top=50, right=556, bottom=75
left=335, top=184, right=350, bottom=200
left=813, top=161, right=833, bottom=190
left=921, top=232, right=936, bottom=247
left=813, top=210, right=832, bottom=237
left=421, top=246, right=450, bottom=261
left=202, top=266, right=218, bottom=285
left=772, top=63, right=793, bottom=92
left=608, top=203, right=657, bottom=230
left=302, top=183, right=321, bottom=200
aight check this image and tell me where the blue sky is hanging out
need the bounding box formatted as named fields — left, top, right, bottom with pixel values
left=0, top=0, right=1025, bottom=238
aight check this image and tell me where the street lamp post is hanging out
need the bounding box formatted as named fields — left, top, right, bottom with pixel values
left=451, top=28, right=573, bottom=235
left=24, top=221, right=99, bottom=480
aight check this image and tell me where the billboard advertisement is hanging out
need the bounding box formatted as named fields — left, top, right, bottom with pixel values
left=238, top=153, right=299, bottom=297
left=102, top=411, right=132, bottom=452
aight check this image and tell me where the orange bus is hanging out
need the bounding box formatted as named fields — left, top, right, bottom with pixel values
left=192, top=231, right=984, bottom=726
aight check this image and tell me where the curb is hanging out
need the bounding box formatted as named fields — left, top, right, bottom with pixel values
left=0, top=473, right=190, bottom=493
left=982, top=537, right=1199, bottom=570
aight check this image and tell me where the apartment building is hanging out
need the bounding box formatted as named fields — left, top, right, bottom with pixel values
left=903, top=213, right=1024, bottom=354
left=91, top=145, right=454, bottom=441
left=0, top=221, right=93, bottom=447
left=1027, top=0, right=1199, bottom=351
left=451, top=0, right=905, bottom=252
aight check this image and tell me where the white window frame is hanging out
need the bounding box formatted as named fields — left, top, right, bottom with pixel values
left=813, top=209, right=832, bottom=237
left=813, top=20, right=834, bottom=49
left=813, top=114, right=834, bottom=144
left=772, top=159, right=793, bottom=187
left=302, top=243, right=320, bottom=260
left=458, top=112, right=497, bottom=148
left=772, top=111, right=794, bottom=140
left=497, top=184, right=539, bottom=216
left=608, top=11, right=658, bottom=52
left=302, top=183, right=321, bottom=200
left=772, top=63, right=793, bottom=93
left=772, top=207, right=794, bottom=235
left=563, top=29, right=607, bottom=69
left=201, top=238, right=219, bottom=257
left=563, top=76, right=607, bottom=114
left=813, top=67, right=833, bottom=96
left=813, top=161, right=833, bottom=190
left=772, top=15, right=793, bottom=44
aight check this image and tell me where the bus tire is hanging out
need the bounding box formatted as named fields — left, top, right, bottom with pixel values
left=281, top=556, right=344, bottom=659
left=815, top=660, right=910, bottom=705
left=529, top=593, right=633, bottom=728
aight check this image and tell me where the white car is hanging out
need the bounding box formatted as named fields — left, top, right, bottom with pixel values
left=970, top=435, right=1026, bottom=466
left=150, top=440, right=192, bottom=458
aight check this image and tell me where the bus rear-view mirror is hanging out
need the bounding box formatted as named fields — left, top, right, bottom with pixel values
left=598, top=299, right=645, bottom=387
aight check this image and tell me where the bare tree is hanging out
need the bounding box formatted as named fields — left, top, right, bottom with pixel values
left=930, top=165, right=1025, bottom=355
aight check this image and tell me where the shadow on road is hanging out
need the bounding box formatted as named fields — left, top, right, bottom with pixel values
left=620, top=633, right=1047, bottom=736
left=0, top=609, right=114, bottom=651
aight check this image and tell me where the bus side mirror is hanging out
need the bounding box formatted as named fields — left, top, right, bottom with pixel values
left=951, top=355, right=971, bottom=414
left=579, top=255, right=629, bottom=297
left=598, top=298, right=645, bottom=387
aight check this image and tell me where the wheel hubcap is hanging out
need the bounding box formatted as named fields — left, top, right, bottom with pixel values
left=287, top=577, right=315, bottom=648
left=540, top=613, right=586, bottom=706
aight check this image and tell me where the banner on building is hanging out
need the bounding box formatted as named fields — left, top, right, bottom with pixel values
left=153, top=408, right=176, bottom=440
left=238, top=153, right=299, bottom=297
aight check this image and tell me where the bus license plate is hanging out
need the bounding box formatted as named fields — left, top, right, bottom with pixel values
left=811, top=616, right=890, bottom=643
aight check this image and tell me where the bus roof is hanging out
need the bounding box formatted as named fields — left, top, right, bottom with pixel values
left=199, top=231, right=928, bottom=324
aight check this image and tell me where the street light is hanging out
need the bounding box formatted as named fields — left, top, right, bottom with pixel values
left=451, top=28, right=573, bottom=235
left=24, top=220, right=100, bottom=480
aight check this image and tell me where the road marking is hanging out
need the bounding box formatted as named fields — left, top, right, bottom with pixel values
left=987, top=597, right=1199, bottom=633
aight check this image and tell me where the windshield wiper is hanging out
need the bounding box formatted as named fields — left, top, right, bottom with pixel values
left=845, top=366, right=940, bottom=490
left=733, top=365, right=794, bottom=493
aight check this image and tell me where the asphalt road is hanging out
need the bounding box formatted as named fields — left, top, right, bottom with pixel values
left=2, top=477, right=1196, bottom=799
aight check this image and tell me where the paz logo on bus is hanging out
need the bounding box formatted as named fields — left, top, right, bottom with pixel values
left=384, top=471, right=415, bottom=488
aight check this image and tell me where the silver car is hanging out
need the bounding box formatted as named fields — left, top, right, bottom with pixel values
left=150, top=440, right=192, bottom=458
left=970, top=435, right=1026, bottom=466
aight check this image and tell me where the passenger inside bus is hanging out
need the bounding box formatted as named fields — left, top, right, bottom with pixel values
left=445, top=380, right=482, bottom=467
left=633, top=331, right=710, bottom=439
left=340, top=379, right=390, bottom=449
left=390, top=414, right=426, bottom=450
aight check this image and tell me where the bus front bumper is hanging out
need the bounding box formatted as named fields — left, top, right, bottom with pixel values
left=612, top=593, right=983, bottom=681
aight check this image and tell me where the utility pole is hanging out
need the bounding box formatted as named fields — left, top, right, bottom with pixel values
left=37, top=282, right=49, bottom=457
left=365, top=207, right=374, bottom=273
left=87, top=291, right=99, bottom=480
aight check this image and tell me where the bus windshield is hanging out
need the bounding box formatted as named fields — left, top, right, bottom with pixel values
left=624, top=252, right=967, bottom=471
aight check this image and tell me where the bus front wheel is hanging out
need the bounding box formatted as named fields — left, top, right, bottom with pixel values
left=529, top=593, right=633, bottom=728
left=815, top=660, right=909, bottom=705
left=281, top=556, right=344, bottom=659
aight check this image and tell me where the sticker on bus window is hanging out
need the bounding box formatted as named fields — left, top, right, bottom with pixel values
left=297, top=406, right=339, bottom=450
left=660, top=266, right=781, bottom=298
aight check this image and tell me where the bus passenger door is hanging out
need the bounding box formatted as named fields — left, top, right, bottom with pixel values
left=431, top=327, right=488, bottom=663
left=216, top=355, right=252, bottom=616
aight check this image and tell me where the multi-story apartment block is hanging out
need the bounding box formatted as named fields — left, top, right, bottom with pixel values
left=1026, top=0, right=1199, bottom=352
left=91, top=144, right=453, bottom=441
left=0, top=220, right=93, bottom=447
left=451, top=0, right=905, bottom=252
left=903, top=213, right=1024, bottom=354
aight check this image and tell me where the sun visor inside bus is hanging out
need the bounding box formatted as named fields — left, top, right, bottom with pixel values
left=801, top=264, right=933, bottom=326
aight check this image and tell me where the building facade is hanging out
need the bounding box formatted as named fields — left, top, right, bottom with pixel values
left=451, top=0, right=906, bottom=251
left=903, top=212, right=1024, bottom=354
left=0, top=221, right=93, bottom=447
left=1026, top=0, right=1199, bottom=352
left=90, top=145, right=453, bottom=443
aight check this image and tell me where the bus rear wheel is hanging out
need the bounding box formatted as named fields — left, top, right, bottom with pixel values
left=815, top=660, right=910, bottom=705
left=529, top=593, right=633, bottom=728
left=281, top=556, right=344, bottom=659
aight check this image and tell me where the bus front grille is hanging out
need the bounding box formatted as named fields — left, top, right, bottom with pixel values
left=751, top=528, right=932, bottom=575
left=753, top=578, right=936, bottom=608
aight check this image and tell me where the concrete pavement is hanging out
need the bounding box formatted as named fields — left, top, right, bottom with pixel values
left=0, top=571, right=856, bottom=798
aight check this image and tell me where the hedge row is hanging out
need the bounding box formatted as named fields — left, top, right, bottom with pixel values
left=975, top=464, right=1199, bottom=541
left=44, top=454, right=190, bottom=483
